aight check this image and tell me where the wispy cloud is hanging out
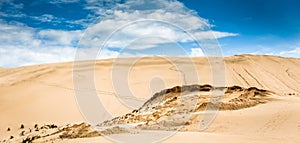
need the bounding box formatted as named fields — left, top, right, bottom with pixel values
left=0, top=0, right=24, bottom=19
left=226, top=41, right=300, bottom=58
left=279, top=47, right=300, bottom=58
left=0, top=1, right=90, bottom=29
left=31, top=14, right=64, bottom=23
left=0, top=11, right=25, bottom=18
left=48, top=0, right=81, bottom=4
left=0, top=0, right=23, bottom=9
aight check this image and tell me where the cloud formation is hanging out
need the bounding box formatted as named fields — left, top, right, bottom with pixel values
left=78, top=0, right=236, bottom=58
left=0, top=0, right=237, bottom=67
left=0, top=21, right=81, bottom=67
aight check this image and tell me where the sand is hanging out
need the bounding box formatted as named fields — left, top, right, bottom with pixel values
left=8, top=95, right=299, bottom=143
left=0, top=54, right=300, bottom=142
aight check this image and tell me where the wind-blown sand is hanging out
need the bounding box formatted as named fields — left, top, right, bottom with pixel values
left=0, top=54, right=300, bottom=142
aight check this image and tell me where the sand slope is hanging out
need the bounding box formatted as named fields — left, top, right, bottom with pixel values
left=0, top=55, right=300, bottom=142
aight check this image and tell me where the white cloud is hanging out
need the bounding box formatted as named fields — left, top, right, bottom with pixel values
left=0, top=0, right=24, bottom=19
left=194, top=31, right=239, bottom=40
left=0, top=21, right=122, bottom=67
left=279, top=47, right=300, bottom=58
left=48, top=0, right=81, bottom=4
left=38, top=29, right=82, bottom=46
left=0, top=21, right=83, bottom=67
left=30, top=14, right=62, bottom=23
left=0, top=21, right=37, bottom=46
left=78, top=0, right=237, bottom=52
left=0, top=46, right=76, bottom=67
left=0, top=21, right=82, bottom=47
left=190, top=48, right=204, bottom=57
left=125, top=37, right=171, bottom=50
left=84, top=0, right=121, bottom=13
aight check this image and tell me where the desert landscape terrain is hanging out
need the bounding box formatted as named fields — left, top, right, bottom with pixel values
left=0, top=54, right=300, bottom=143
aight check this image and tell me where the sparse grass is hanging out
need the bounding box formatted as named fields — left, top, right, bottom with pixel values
left=22, top=135, right=41, bottom=143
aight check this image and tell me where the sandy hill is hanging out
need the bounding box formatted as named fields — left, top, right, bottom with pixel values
left=3, top=84, right=277, bottom=142
left=0, top=54, right=300, bottom=143
left=98, top=85, right=274, bottom=130
left=3, top=84, right=300, bottom=143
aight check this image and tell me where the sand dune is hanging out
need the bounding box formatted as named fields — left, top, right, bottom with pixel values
left=3, top=85, right=300, bottom=143
left=0, top=54, right=300, bottom=142
left=98, top=85, right=274, bottom=130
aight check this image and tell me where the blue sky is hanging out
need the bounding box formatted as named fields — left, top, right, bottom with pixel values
left=181, top=0, right=300, bottom=56
left=0, top=0, right=300, bottom=67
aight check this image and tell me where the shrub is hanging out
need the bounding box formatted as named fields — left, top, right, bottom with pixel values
left=34, top=124, right=38, bottom=129
left=20, top=124, right=24, bottom=129
left=20, top=131, right=25, bottom=136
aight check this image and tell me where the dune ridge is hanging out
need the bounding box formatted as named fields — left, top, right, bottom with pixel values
left=98, top=85, right=273, bottom=131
